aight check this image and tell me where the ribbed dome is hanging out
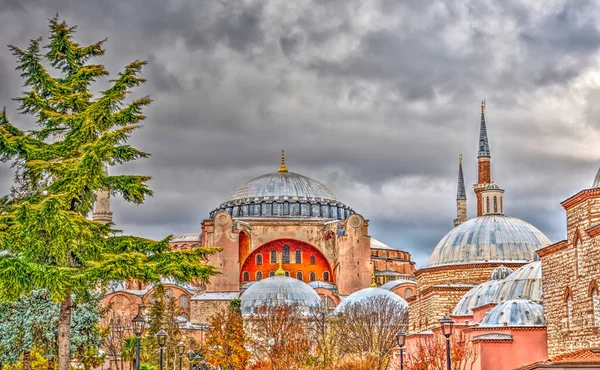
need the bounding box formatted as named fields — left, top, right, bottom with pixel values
left=492, top=261, right=543, bottom=303
left=240, top=275, right=322, bottom=317
left=334, top=287, right=408, bottom=314
left=428, top=215, right=550, bottom=267
left=490, top=266, right=513, bottom=281
left=594, top=167, right=600, bottom=188
left=453, top=279, right=503, bottom=315
left=210, top=172, right=354, bottom=219
left=481, top=299, right=545, bottom=327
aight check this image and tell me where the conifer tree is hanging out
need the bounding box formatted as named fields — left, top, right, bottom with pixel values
left=0, top=16, right=218, bottom=370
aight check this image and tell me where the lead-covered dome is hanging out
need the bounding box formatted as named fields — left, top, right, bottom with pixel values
left=492, top=261, right=543, bottom=303
left=428, top=215, right=550, bottom=267
left=453, top=279, right=503, bottom=316
left=240, top=275, right=322, bottom=317
left=210, top=171, right=354, bottom=219
left=334, top=287, right=408, bottom=314
left=481, top=299, right=545, bottom=327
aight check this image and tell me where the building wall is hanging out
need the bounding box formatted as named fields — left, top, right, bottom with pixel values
left=416, top=263, right=526, bottom=289
left=336, top=214, right=372, bottom=295
left=408, top=287, right=472, bottom=332
left=469, top=328, right=547, bottom=370
left=190, top=300, right=230, bottom=324
left=202, top=212, right=241, bottom=292
left=540, top=190, right=600, bottom=358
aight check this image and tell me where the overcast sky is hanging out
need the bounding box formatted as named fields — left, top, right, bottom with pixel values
left=1, top=0, right=600, bottom=267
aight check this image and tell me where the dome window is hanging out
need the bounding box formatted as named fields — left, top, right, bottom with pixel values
left=310, top=255, right=316, bottom=265
left=494, top=196, right=498, bottom=213
left=270, top=249, right=277, bottom=264
left=269, top=270, right=275, bottom=277
left=295, top=250, right=302, bottom=264
left=282, top=245, right=290, bottom=263
left=405, top=288, right=413, bottom=298
left=243, top=271, right=250, bottom=282
left=297, top=271, right=304, bottom=281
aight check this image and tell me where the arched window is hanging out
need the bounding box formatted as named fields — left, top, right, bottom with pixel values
left=404, top=288, right=414, bottom=299
left=593, top=288, right=600, bottom=327
left=256, top=271, right=263, bottom=281
left=282, top=245, right=290, bottom=264
left=285, top=271, right=290, bottom=277
left=310, top=272, right=316, bottom=282
left=179, top=295, right=189, bottom=309
left=256, top=254, right=263, bottom=265
left=243, top=271, right=250, bottom=282
left=165, top=289, right=173, bottom=298
left=270, top=249, right=277, bottom=264
left=269, top=270, right=275, bottom=277
left=295, top=250, right=302, bottom=264
left=310, top=255, right=316, bottom=265
left=297, top=271, right=303, bottom=281
left=486, top=197, right=490, bottom=214
left=323, top=271, right=330, bottom=282
left=493, top=196, right=498, bottom=213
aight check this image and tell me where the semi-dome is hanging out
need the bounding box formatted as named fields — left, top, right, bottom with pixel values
left=428, top=215, right=550, bottom=267
left=490, top=265, right=513, bottom=281
left=453, top=279, right=503, bottom=316
left=210, top=157, right=354, bottom=219
left=334, top=287, right=408, bottom=314
left=492, top=261, right=543, bottom=303
left=480, top=299, right=545, bottom=327
left=240, top=274, right=322, bottom=317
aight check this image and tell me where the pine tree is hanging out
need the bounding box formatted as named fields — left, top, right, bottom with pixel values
left=0, top=16, right=218, bottom=370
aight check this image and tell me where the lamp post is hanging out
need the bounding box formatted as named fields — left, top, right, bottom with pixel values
left=187, top=350, right=195, bottom=370
left=132, top=305, right=146, bottom=370
left=396, top=329, right=406, bottom=370
left=157, top=329, right=168, bottom=370
left=177, top=342, right=185, bottom=370
left=440, top=314, right=454, bottom=370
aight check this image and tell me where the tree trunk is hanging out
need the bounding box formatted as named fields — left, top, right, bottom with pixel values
left=22, top=350, right=31, bottom=370
left=58, top=294, right=72, bottom=370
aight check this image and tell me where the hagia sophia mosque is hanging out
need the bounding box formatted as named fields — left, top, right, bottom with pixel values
left=100, top=101, right=600, bottom=369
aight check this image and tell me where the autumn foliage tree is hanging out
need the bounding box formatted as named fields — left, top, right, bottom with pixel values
left=404, top=331, right=478, bottom=370
left=0, top=16, right=218, bottom=370
left=204, top=298, right=249, bottom=370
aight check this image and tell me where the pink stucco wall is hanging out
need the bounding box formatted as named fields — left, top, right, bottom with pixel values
left=470, top=328, right=548, bottom=370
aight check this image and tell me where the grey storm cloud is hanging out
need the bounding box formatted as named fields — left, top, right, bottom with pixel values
left=1, top=0, right=600, bottom=266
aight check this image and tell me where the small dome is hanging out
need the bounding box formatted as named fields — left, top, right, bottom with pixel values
left=492, top=261, right=543, bottom=303
left=481, top=299, right=545, bottom=327
left=210, top=171, right=354, bottom=219
left=380, top=280, right=417, bottom=291
left=428, top=215, right=550, bottom=267
left=486, top=183, right=501, bottom=190
left=453, top=279, right=503, bottom=315
left=334, top=287, right=408, bottom=314
left=240, top=275, right=322, bottom=317
left=490, top=266, right=513, bottom=280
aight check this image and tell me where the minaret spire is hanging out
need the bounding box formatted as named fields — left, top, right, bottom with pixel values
left=278, top=150, right=288, bottom=172
left=454, top=154, right=467, bottom=227
left=474, top=100, right=492, bottom=216
left=92, top=165, right=113, bottom=225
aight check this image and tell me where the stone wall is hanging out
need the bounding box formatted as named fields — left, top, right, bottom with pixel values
left=190, top=300, right=230, bottom=324
left=415, top=263, right=526, bottom=290
left=408, top=286, right=472, bottom=332
left=540, top=189, right=600, bottom=358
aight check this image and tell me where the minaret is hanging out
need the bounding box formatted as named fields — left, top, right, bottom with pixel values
left=474, top=100, right=491, bottom=216
left=454, top=154, right=467, bottom=227
left=92, top=165, right=113, bottom=224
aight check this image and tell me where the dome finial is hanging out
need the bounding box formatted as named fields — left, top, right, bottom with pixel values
left=481, top=99, right=485, bottom=115
left=278, top=150, right=288, bottom=172
left=371, top=272, right=377, bottom=288
left=275, top=257, right=285, bottom=276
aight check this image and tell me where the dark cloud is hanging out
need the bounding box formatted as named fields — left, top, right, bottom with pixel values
left=0, top=0, right=599, bottom=266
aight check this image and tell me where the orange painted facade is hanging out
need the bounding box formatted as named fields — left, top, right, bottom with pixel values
left=240, top=238, right=333, bottom=284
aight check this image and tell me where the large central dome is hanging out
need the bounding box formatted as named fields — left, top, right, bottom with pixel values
left=428, top=215, right=550, bottom=267
left=210, top=156, right=354, bottom=220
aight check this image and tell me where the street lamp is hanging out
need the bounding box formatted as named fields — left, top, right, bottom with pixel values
left=187, top=350, right=195, bottom=370
left=157, top=329, right=168, bottom=370
left=194, top=354, right=204, bottom=370
left=440, top=314, right=454, bottom=370
left=132, top=305, right=146, bottom=370
left=396, top=329, right=406, bottom=370
left=177, top=342, right=185, bottom=370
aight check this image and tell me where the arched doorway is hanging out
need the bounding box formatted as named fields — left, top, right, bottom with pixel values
left=240, top=239, right=333, bottom=284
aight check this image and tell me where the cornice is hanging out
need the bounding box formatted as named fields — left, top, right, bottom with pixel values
left=415, top=262, right=528, bottom=276
left=536, top=240, right=568, bottom=258
left=585, top=224, right=600, bottom=238
left=561, top=188, right=600, bottom=211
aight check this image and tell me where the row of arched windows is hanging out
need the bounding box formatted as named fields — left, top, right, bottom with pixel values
left=257, top=250, right=317, bottom=265
left=485, top=195, right=502, bottom=214
left=564, top=282, right=600, bottom=331
left=242, top=270, right=330, bottom=282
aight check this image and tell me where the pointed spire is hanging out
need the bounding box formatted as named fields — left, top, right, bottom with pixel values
left=478, top=100, right=490, bottom=157
left=278, top=150, right=288, bottom=172
left=457, top=154, right=466, bottom=200
left=275, top=258, right=285, bottom=276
